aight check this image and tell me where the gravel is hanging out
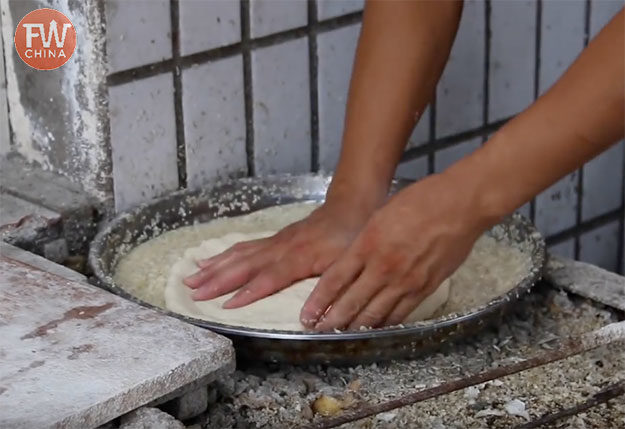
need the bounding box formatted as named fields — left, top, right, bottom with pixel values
left=202, top=284, right=624, bottom=428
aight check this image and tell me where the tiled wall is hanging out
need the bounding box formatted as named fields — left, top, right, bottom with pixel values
left=104, top=0, right=624, bottom=273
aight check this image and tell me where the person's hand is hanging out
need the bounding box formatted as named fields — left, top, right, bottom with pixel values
left=183, top=194, right=376, bottom=312
left=300, top=173, right=494, bottom=331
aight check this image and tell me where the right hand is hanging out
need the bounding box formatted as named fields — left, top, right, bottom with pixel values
left=183, top=197, right=373, bottom=314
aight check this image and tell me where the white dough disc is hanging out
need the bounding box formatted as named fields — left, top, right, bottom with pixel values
left=165, top=231, right=450, bottom=331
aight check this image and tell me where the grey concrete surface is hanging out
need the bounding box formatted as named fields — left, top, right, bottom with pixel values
left=0, top=253, right=235, bottom=429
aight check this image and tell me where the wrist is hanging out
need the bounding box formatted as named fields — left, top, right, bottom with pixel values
left=324, top=175, right=387, bottom=222
left=441, top=156, right=509, bottom=230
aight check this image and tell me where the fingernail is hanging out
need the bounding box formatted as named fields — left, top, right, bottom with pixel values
left=300, top=317, right=318, bottom=327
left=192, top=287, right=213, bottom=301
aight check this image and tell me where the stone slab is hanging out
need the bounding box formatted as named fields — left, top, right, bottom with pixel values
left=0, top=242, right=85, bottom=283
left=0, top=156, right=98, bottom=254
left=545, top=254, right=625, bottom=311
left=0, top=193, right=60, bottom=226
left=0, top=255, right=235, bottom=429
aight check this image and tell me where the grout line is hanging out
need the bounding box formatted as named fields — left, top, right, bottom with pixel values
left=241, top=0, right=255, bottom=176
left=529, top=0, right=542, bottom=224
left=574, top=0, right=593, bottom=259
left=619, top=143, right=625, bottom=274
left=482, top=0, right=491, bottom=143
left=107, top=11, right=362, bottom=87
left=405, top=116, right=512, bottom=163
left=427, top=99, right=437, bottom=174
left=308, top=0, right=320, bottom=173
left=545, top=208, right=622, bottom=248
left=170, top=0, right=187, bottom=189
left=618, top=209, right=624, bottom=275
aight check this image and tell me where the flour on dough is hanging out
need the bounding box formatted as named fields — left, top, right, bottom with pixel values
left=165, top=231, right=450, bottom=331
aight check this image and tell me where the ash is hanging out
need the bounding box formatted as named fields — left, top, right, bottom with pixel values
left=203, top=285, right=625, bottom=428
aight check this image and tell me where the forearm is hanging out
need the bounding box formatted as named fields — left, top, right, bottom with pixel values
left=328, top=0, right=463, bottom=211
left=448, top=8, right=625, bottom=228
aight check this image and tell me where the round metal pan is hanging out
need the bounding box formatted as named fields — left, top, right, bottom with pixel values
left=89, top=174, right=545, bottom=366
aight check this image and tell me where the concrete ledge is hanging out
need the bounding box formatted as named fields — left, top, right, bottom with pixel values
left=545, top=254, right=625, bottom=312
left=0, top=155, right=99, bottom=264
left=0, top=250, right=235, bottom=429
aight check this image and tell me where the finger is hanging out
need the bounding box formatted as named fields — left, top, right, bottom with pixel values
left=222, top=255, right=311, bottom=309
left=300, top=256, right=364, bottom=328
left=196, top=237, right=271, bottom=268
left=345, top=286, right=406, bottom=330
left=185, top=241, right=271, bottom=289
left=311, top=264, right=385, bottom=331
left=191, top=253, right=271, bottom=301
left=384, top=278, right=444, bottom=326
left=383, top=291, right=427, bottom=327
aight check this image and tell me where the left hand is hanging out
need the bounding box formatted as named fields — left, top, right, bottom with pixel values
left=300, top=172, right=492, bottom=331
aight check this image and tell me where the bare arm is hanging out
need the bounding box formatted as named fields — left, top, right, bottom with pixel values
left=453, top=7, right=625, bottom=222
left=328, top=0, right=463, bottom=211
left=303, top=7, right=625, bottom=330
left=185, top=0, right=464, bottom=310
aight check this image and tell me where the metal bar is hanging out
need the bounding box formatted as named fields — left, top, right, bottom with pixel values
left=301, top=321, right=625, bottom=429
left=514, top=380, right=625, bottom=429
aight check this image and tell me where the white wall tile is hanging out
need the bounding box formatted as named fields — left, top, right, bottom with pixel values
left=539, top=0, right=585, bottom=95
left=579, top=221, right=620, bottom=272
left=109, top=74, right=178, bottom=211
left=395, top=157, right=428, bottom=181
left=106, top=0, right=172, bottom=73
left=535, top=172, right=578, bottom=236
left=549, top=239, right=575, bottom=259
left=179, top=0, right=241, bottom=56
left=407, top=105, right=431, bottom=149
left=182, top=57, right=247, bottom=189
left=250, top=0, right=307, bottom=38
left=489, top=0, right=535, bottom=121
left=590, top=0, right=624, bottom=38
left=434, top=137, right=481, bottom=173
left=516, top=202, right=531, bottom=219
left=582, top=141, right=624, bottom=221
left=436, top=0, right=485, bottom=137
left=317, top=24, right=360, bottom=171
left=317, top=0, right=363, bottom=20
left=252, top=38, right=311, bottom=174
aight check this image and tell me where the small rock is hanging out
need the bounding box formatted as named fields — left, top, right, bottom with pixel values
left=43, top=238, right=68, bottom=263
left=375, top=411, right=397, bottom=423
left=463, top=386, right=480, bottom=404
left=475, top=408, right=506, bottom=418
left=215, top=376, right=235, bottom=397
left=504, top=399, right=530, bottom=421
left=347, top=379, right=362, bottom=391
left=120, top=407, right=184, bottom=429
left=163, top=387, right=208, bottom=421
left=312, top=395, right=343, bottom=417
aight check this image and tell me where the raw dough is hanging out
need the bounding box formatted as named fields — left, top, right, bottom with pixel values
left=165, top=231, right=450, bottom=331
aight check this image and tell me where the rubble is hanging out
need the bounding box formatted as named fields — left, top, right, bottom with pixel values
left=201, top=285, right=625, bottom=428
left=119, top=407, right=184, bottom=429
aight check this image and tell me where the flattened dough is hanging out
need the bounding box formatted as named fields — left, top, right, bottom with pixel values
left=165, top=231, right=450, bottom=331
